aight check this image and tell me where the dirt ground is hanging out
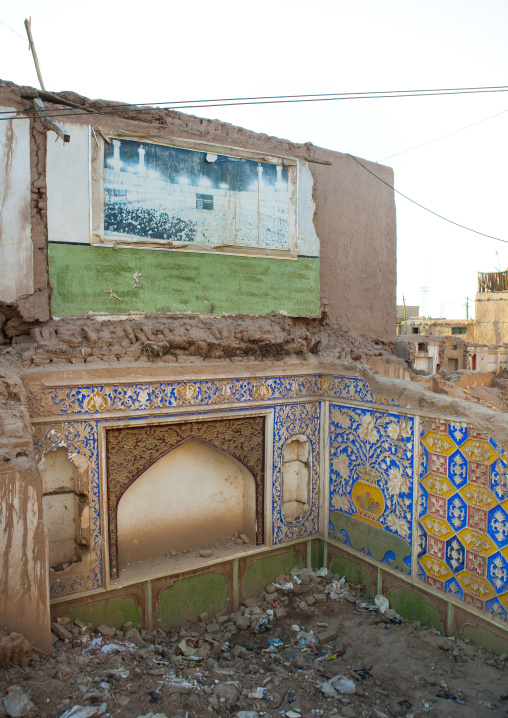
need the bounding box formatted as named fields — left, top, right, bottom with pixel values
left=1, top=570, right=508, bottom=718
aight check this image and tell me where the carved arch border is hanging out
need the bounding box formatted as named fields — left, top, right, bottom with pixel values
left=106, top=416, right=265, bottom=578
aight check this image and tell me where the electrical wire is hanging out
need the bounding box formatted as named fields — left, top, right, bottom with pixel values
left=347, top=154, right=508, bottom=244
left=3, top=84, right=508, bottom=121
left=1, top=83, right=508, bottom=115
left=376, top=107, right=508, bottom=163
left=0, top=18, right=25, bottom=39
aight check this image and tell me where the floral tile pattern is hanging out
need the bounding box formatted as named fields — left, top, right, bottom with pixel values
left=33, top=421, right=101, bottom=600
left=272, top=402, right=320, bottom=545
left=28, top=373, right=397, bottom=419
left=329, top=404, right=414, bottom=573
left=418, top=420, right=508, bottom=625
left=31, top=374, right=326, bottom=600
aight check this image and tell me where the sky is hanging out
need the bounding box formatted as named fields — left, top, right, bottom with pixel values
left=1, top=0, right=508, bottom=319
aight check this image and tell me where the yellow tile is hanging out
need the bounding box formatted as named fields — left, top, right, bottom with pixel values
left=457, top=571, right=495, bottom=599
left=421, top=515, right=454, bottom=540
left=422, top=432, right=456, bottom=456
left=422, top=474, right=455, bottom=498
left=462, top=439, right=497, bottom=465
left=459, top=485, right=496, bottom=510
left=458, top=528, right=496, bottom=556
left=421, top=555, right=452, bottom=581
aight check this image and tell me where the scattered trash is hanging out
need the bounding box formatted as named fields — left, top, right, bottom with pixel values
left=253, top=616, right=269, bottom=633
left=294, top=630, right=318, bottom=648
left=0, top=565, right=504, bottom=718
left=436, top=691, right=458, bottom=701
left=100, top=643, right=127, bottom=653
left=104, top=667, right=129, bottom=679
left=60, top=706, right=107, bottom=718
left=3, top=685, right=38, bottom=718
left=354, top=668, right=373, bottom=680
left=374, top=594, right=390, bottom=614
left=318, top=674, right=356, bottom=698
left=355, top=598, right=375, bottom=613
left=324, top=577, right=349, bottom=599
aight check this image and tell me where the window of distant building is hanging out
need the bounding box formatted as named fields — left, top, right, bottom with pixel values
left=452, top=327, right=467, bottom=335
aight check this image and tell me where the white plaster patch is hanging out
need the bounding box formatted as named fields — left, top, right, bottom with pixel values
left=0, top=107, right=33, bottom=302
left=297, top=162, right=320, bottom=257
left=46, top=123, right=91, bottom=245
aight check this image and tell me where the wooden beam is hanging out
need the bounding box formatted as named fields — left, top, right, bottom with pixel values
left=32, top=98, right=70, bottom=143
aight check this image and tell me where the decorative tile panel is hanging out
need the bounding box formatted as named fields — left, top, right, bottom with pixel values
left=28, top=373, right=398, bottom=420
left=272, top=402, right=320, bottom=544
left=33, top=421, right=101, bottom=600
left=418, top=420, right=508, bottom=626
left=105, top=416, right=265, bottom=578
left=328, top=404, right=414, bottom=574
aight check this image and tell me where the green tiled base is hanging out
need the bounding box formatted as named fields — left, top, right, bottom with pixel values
left=68, top=595, right=141, bottom=630
left=242, top=551, right=302, bottom=598
left=157, top=572, right=229, bottom=629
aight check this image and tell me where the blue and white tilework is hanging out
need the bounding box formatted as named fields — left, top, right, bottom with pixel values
left=28, top=373, right=398, bottom=420
left=272, top=402, right=320, bottom=544
left=329, top=404, right=414, bottom=570
left=34, top=421, right=101, bottom=599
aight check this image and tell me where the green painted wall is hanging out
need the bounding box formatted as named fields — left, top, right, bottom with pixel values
left=157, top=572, right=229, bottom=629
left=242, top=551, right=302, bottom=597
left=48, top=244, right=320, bottom=317
left=387, top=585, right=443, bottom=632
left=68, top=595, right=141, bottom=629
left=329, top=554, right=374, bottom=598
left=460, top=623, right=508, bottom=654
left=310, top=538, right=325, bottom=570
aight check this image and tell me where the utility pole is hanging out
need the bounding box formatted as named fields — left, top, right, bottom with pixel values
left=465, top=297, right=470, bottom=320
left=24, top=18, right=45, bottom=91
left=402, top=294, right=407, bottom=335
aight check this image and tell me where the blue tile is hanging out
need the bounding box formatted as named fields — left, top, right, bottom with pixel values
left=448, top=449, right=468, bottom=489
left=445, top=536, right=465, bottom=574
left=447, top=493, right=467, bottom=532
left=488, top=505, right=508, bottom=548
left=488, top=552, right=508, bottom=594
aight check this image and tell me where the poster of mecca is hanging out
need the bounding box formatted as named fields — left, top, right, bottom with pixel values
left=103, top=138, right=291, bottom=250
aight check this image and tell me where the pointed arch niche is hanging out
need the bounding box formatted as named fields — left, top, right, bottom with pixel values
left=105, top=416, right=265, bottom=578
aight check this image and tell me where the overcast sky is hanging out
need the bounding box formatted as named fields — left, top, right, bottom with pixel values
left=1, top=0, right=507, bottom=319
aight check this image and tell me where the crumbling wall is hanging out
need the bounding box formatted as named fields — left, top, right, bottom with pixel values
left=0, top=359, right=51, bottom=653
left=0, top=78, right=396, bottom=343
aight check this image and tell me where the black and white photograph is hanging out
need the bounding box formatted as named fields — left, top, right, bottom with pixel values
left=104, top=138, right=291, bottom=249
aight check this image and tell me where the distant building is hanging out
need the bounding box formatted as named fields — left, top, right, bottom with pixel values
left=396, top=335, right=467, bottom=374
left=397, top=316, right=473, bottom=339
left=475, top=270, right=508, bottom=343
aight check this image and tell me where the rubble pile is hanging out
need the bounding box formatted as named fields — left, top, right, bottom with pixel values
left=1, top=568, right=508, bottom=717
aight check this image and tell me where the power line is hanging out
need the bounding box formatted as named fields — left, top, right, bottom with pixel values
left=2, top=83, right=508, bottom=116
left=0, top=18, right=25, bottom=39
left=3, top=84, right=508, bottom=121
left=377, top=107, right=508, bottom=162
left=348, top=154, right=508, bottom=244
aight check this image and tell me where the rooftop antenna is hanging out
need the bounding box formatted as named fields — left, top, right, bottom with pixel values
left=24, top=17, right=45, bottom=91
left=420, top=284, right=429, bottom=317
